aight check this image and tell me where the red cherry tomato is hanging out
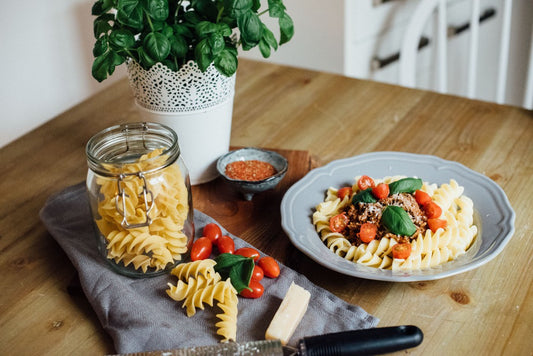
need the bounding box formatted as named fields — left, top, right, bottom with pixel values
left=414, top=190, right=432, bottom=206
left=234, top=247, right=260, bottom=262
left=216, top=235, right=235, bottom=254
left=372, top=183, right=390, bottom=200
left=392, top=243, right=412, bottom=260
left=239, top=280, right=264, bottom=299
left=337, top=187, right=352, bottom=200
left=358, top=222, right=377, bottom=243
left=257, top=256, right=280, bottom=278
left=357, top=175, right=375, bottom=190
left=424, top=201, right=443, bottom=219
left=427, top=218, right=447, bottom=233
left=203, top=223, right=222, bottom=243
left=190, top=237, right=212, bottom=261
left=251, top=265, right=264, bottom=281
left=329, top=213, right=349, bottom=233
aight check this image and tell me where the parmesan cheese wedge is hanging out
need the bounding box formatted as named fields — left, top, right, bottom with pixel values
left=265, top=282, right=310, bottom=345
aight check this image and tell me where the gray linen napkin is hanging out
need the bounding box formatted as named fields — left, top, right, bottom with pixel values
left=39, top=182, right=379, bottom=354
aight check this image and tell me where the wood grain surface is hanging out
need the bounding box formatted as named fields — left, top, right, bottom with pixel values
left=0, top=59, right=532, bottom=355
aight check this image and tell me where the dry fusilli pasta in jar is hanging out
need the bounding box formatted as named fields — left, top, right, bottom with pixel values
left=86, top=122, right=194, bottom=277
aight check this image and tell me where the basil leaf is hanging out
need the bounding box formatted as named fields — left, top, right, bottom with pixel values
left=143, top=32, right=171, bottom=61
left=382, top=206, right=417, bottom=236
left=237, top=10, right=263, bottom=47
left=268, top=0, right=286, bottom=18
left=194, top=38, right=213, bottom=71
left=389, top=178, right=423, bottom=195
left=143, top=0, right=169, bottom=22
left=278, top=12, right=294, bottom=45
left=214, top=48, right=238, bottom=76
left=214, top=253, right=254, bottom=293
left=109, top=28, right=135, bottom=50
left=352, top=188, right=377, bottom=204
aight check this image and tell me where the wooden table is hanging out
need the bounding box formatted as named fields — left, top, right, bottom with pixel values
left=1, top=59, right=531, bottom=355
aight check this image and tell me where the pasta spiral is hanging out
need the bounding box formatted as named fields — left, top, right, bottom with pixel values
left=313, top=176, right=478, bottom=272
left=92, top=148, right=190, bottom=273
left=166, top=260, right=239, bottom=342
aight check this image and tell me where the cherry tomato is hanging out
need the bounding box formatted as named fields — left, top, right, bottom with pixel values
left=372, top=183, right=390, bottom=200
left=414, top=190, right=432, bottom=206
left=357, top=175, right=375, bottom=190
left=251, top=265, right=264, bottom=281
left=239, top=280, right=264, bottom=299
left=392, top=243, right=412, bottom=260
left=329, top=213, right=349, bottom=233
left=216, top=235, right=235, bottom=254
left=427, top=218, right=447, bottom=233
left=424, top=201, right=443, bottom=219
left=234, top=247, right=260, bottom=262
left=203, top=223, right=222, bottom=243
left=337, top=187, right=352, bottom=200
left=358, top=222, right=377, bottom=243
left=190, top=237, right=212, bottom=261
left=257, top=256, right=280, bottom=278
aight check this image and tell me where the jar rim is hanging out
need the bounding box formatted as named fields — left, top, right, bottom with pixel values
left=86, top=122, right=180, bottom=177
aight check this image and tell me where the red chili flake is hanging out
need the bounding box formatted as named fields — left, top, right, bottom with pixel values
left=225, top=160, right=277, bottom=181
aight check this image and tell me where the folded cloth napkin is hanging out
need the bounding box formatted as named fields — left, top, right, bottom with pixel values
left=40, top=182, right=379, bottom=354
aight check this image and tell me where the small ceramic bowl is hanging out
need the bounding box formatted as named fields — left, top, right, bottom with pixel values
left=217, top=148, right=288, bottom=200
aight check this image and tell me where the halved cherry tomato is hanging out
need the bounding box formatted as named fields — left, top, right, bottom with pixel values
left=337, top=187, right=352, bottom=200
left=392, top=243, right=412, bottom=260
left=234, top=247, right=260, bottom=262
left=251, top=265, right=264, bottom=281
left=216, top=235, right=235, bottom=254
left=239, top=280, right=264, bottom=299
left=190, top=237, right=212, bottom=261
left=372, top=183, right=390, bottom=200
left=357, top=175, right=375, bottom=190
left=358, top=222, right=377, bottom=243
left=414, top=190, right=432, bottom=206
left=257, top=256, right=280, bottom=278
left=424, top=201, right=443, bottom=219
left=203, top=223, right=222, bottom=243
left=329, top=213, right=349, bottom=233
left=427, top=218, right=447, bottom=233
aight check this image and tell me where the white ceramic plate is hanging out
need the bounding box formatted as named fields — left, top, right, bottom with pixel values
left=280, top=152, right=515, bottom=282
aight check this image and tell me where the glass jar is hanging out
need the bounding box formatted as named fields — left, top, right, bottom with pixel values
left=86, top=122, right=194, bottom=277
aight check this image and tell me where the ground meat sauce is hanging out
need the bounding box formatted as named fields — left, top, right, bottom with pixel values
left=225, top=160, right=277, bottom=181
left=343, top=193, right=428, bottom=246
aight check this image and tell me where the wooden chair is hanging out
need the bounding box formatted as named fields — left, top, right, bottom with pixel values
left=399, top=0, right=532, bottom=109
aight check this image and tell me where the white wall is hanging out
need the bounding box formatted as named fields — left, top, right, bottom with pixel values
left=2, top=0, right=531, bottom=148
left=1, top=0, right=126, bottom=148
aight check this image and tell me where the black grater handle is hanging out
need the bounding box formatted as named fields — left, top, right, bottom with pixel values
left=299, top=325, right=423, bottom=356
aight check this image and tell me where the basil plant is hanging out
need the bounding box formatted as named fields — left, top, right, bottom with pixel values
left=91, top=0, right=294, bottom=82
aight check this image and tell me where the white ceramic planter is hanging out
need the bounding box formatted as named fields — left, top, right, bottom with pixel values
left=127, top=60, right=236, bottom=185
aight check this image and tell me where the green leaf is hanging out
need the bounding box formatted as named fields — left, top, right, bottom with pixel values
left=214, top=253, right=254, bottom=293
left=278, top=12, right=294, bottom=45
left=268, top=0, right=286, bottom=18
left=170, top=35, right=188, bottom=58
left=233, top=0, right=254, bottom=11
left=142, top=0, right=169, bottom=21
left=214, top=48, right=238, bottom=76
left=93, top=14, right=114, bottom=38
left=116, top=0, right=143, bottom=30
left=91, top=50, right=125, bottom=82
left=382, top=206, right=417, bottom=236
left=137, top=47, right=157, bottom=68
left=196, top=21, right=219, bottom=38
left=352, top=188, right=377, bottom=204
left=143, top=32, right=171, bottom=61
left=194, top=38, right=213, bottom=71
left=109, top=28, right=135, bottom=49
left=208, top=33, right=225, bottom=56
left=237, top=10, right=263, bottom=48
left=262, top=25, right=278, bottom=51
left=389, top=178, right=423, bottom=195
left=93, top=36, right=109, bottom=57
left=258, top=38, right=271, bottom=58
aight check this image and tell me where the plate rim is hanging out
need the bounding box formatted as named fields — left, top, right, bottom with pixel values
left=280, top=151, right=516, bottom=282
